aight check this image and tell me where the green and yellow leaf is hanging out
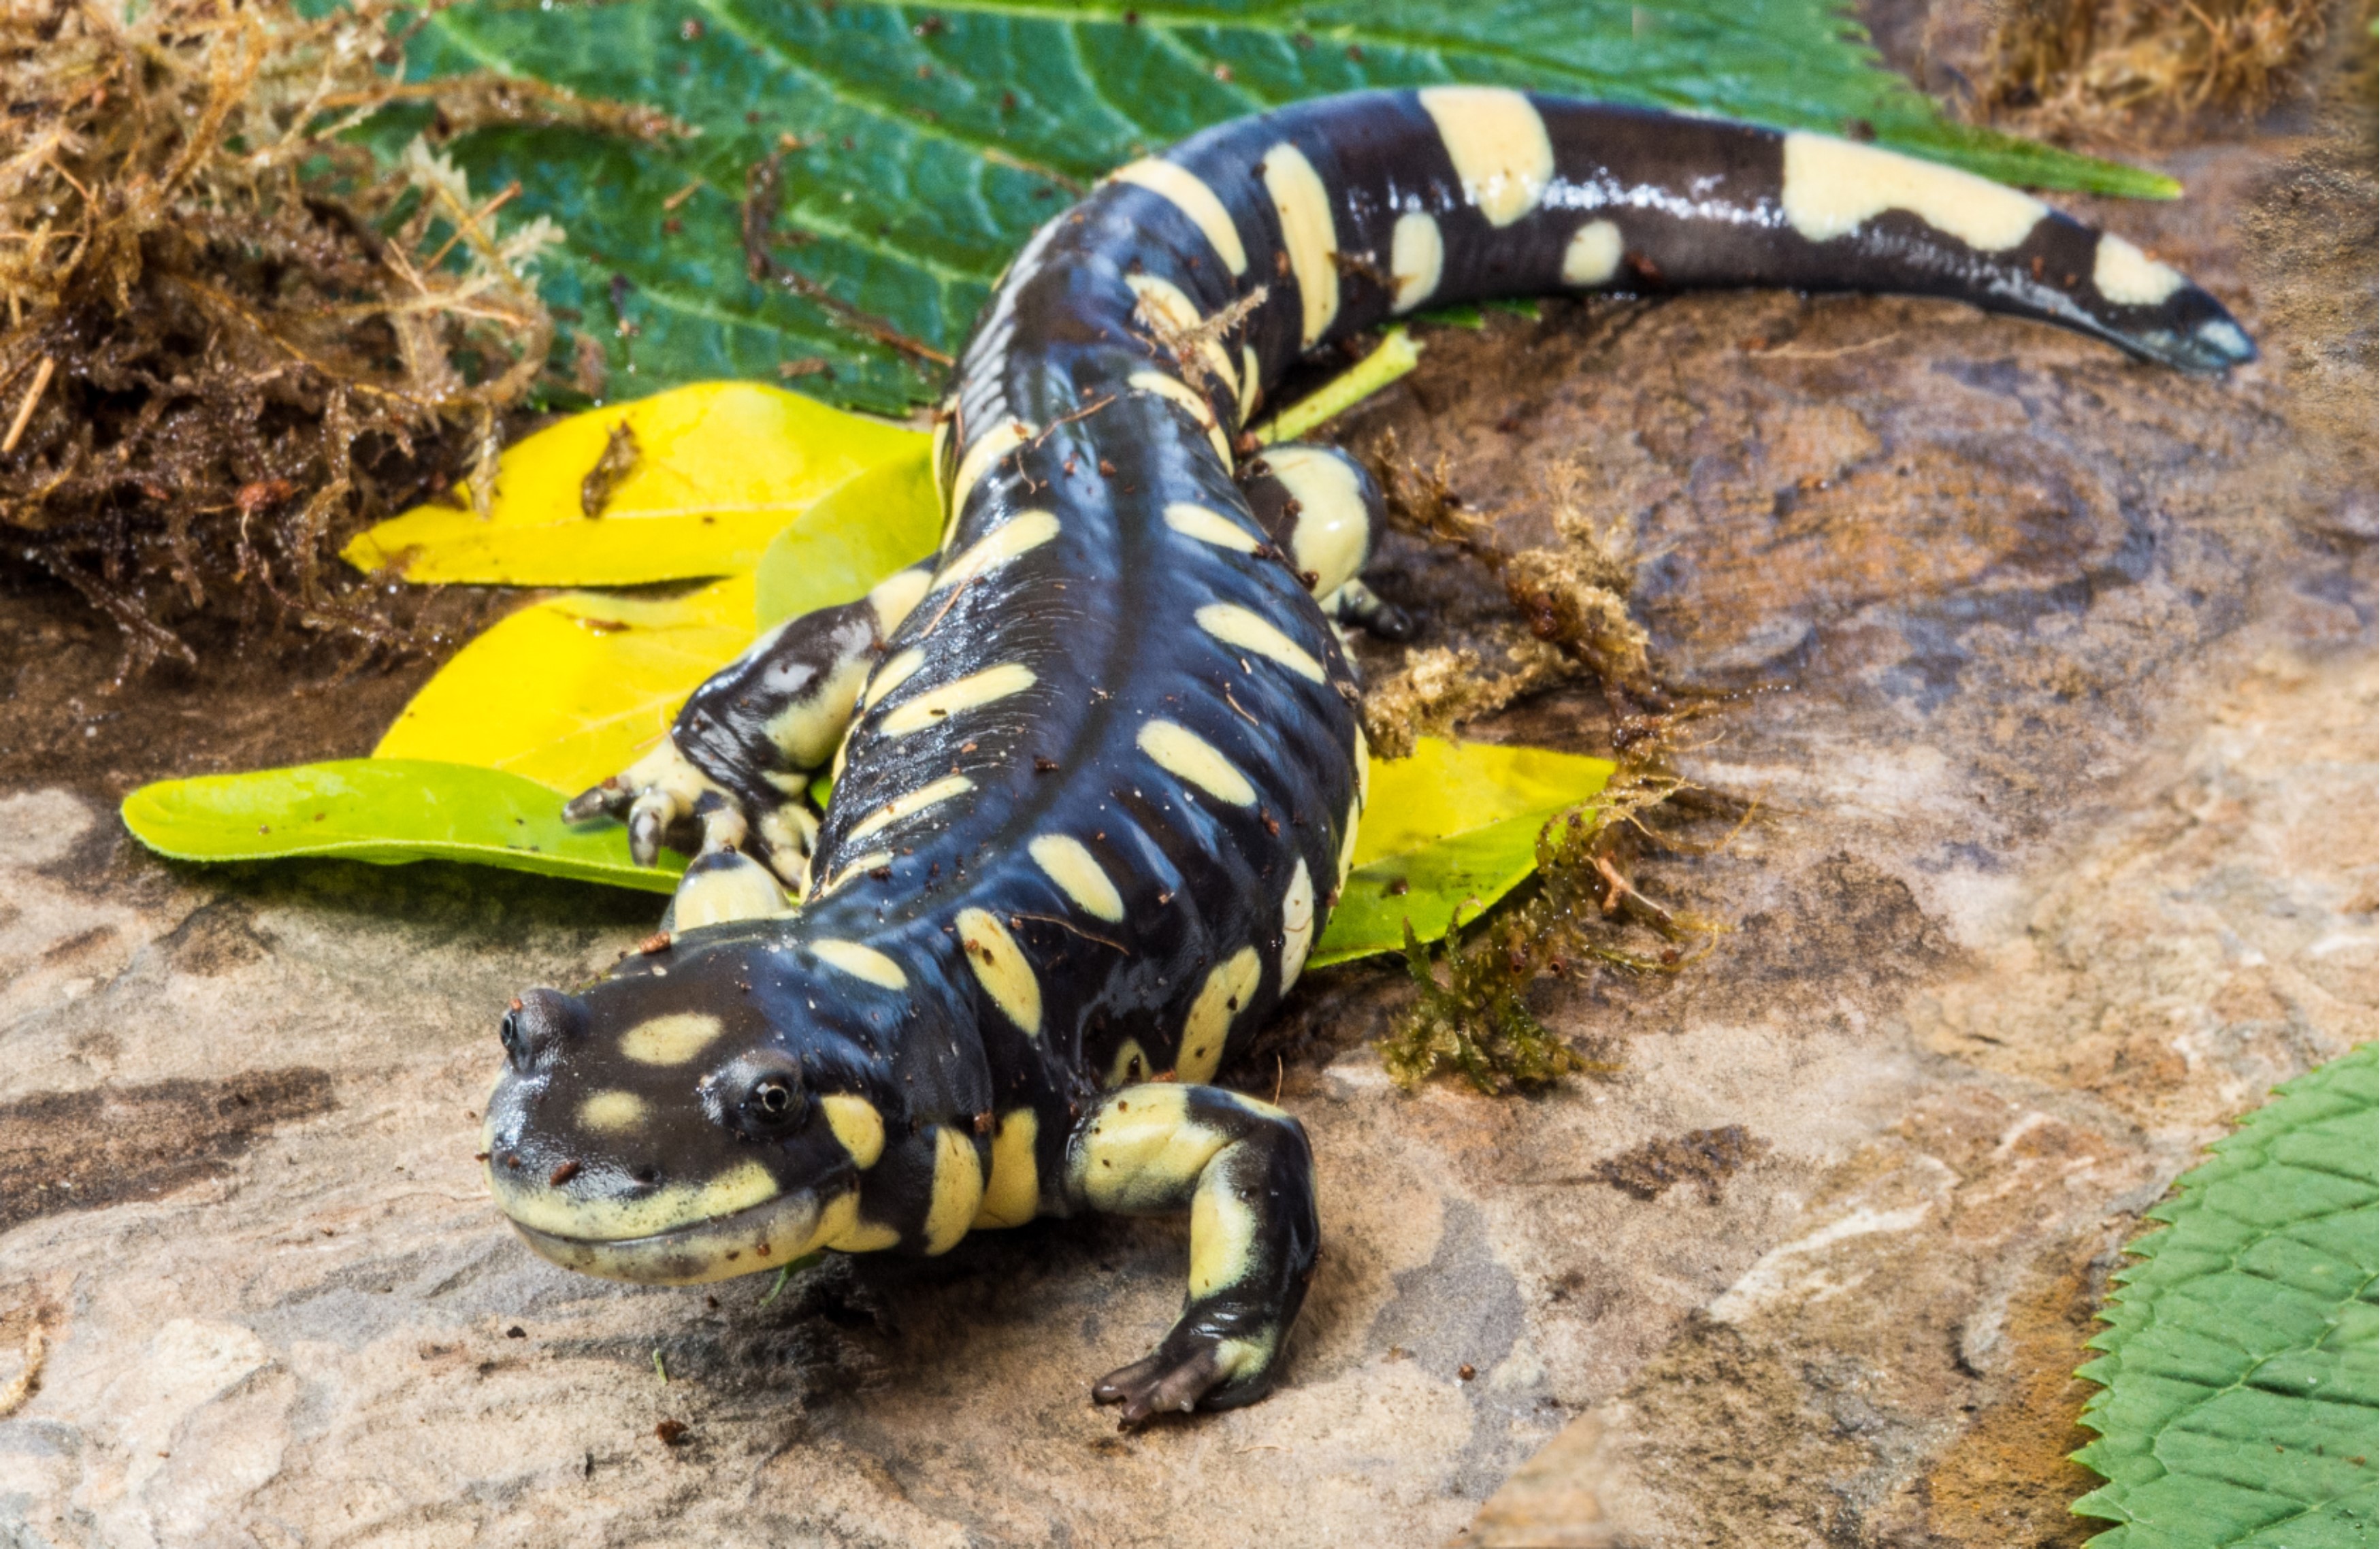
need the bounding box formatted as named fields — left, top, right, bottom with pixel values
left=753, top=449, right=943, bottom=628
left=342, top=382, right=924, bottom=585
left=372, top=574, right=753, bottom=793
left=1313, top=738, right=1614, bottom=966
left=121, top=760, right=683, bottom=892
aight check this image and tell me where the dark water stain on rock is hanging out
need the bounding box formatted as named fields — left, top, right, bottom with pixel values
left=0, top=1069, right=335, bottom=1233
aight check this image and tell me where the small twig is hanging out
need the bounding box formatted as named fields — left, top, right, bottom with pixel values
left=1009, top=910, right=1127, bottom=953
left=1026, top=393, right=1115, bottom=451
left=3, top=357, right=55, bottom=455
left=1252, top=327, right=1421, bottom=445
left=757, top=1265, right=792, bottom=1306
left=662, top=179, right=704, bottom=212
left=422, top=180, right=522, bottom=271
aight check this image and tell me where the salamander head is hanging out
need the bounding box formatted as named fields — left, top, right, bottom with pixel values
left=481, top=942, right=897, bottom=1284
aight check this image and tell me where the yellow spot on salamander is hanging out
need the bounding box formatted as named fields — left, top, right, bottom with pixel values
left=879, top=662, right=1038, bottom=736
left=1390, top=210, right=1444, bottom=313
left=974, top=1109, right=1041, bottom=1229
left=936, top=508, right=1062, bottom=591
left=1028, top=834, right=1126, bottom=923
left=1279, top=858, right=1316, bottom=996
left=1164, top=502, right=1261, bottom=554
left=820, top=1092, right=886, bottom=1169
left=1106, top=1037, right=1154, bottom=1089
left=1417, top=86, right=1554, bottom=228
left=1126, top=274, right=1241, bottom=404
left=1128, top=370, right=1235, bottom=467
left=1138, top=719, right=1256, bottom=806
left=1196, top=602, right=1325, bottom=683
left=1110, top=158, right=1250, bottom=276
left=1265, top=444, right=1371, bottom=598
left=1190, top=1168, right=1260, bottom=1297
left=811, top=939, right=909, bottom=992
left=922, top=1124, right=985, bottom=1254
left=577, top=1090, right=648, bottom=1137
left=1561, top=219, right=1623, bottom=287
left=1178, top=946, right=1262, bottom=1084
left=956, top=907, right=1042, bottom=1037
left=1261, top=141, right=1339, bottom=348
left=846, top=773, right=974, bottom=844
left=2093, top=233, right=2185, bottom=306
left=864, top=649, right=926, bottom=711
left=1779, top=131, right=2044, bottom=252
left=946, top=419, right=1030, bottom=536
left=619, top=1012, right=725, bottom=1067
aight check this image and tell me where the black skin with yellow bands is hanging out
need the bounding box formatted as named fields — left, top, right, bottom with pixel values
left=487, top=89, right=2251, bottom=1424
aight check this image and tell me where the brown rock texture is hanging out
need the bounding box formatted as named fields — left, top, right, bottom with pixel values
left=0, top=21, right=2371, bottom=1549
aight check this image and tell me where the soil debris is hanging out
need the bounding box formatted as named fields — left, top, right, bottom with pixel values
left=1594, top=1125, right=1770, bottom=1203
left=1360, top=439, right=1651, bottom=758
left=581, top=421, right=643, bottom=518
left=1379, top=736, right=1731, bottom=1094
left=0, top=0, right=672, bottom=674
left=1988, top=0, right=2335, bottom=134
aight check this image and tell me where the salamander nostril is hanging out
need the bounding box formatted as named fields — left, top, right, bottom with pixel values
left=630, top=1164, right=662, bottom=1187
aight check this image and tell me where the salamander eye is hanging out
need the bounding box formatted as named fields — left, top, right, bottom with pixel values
left=706, top=1047, right=807, bottom=1140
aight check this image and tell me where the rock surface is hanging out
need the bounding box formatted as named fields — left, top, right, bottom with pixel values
left=0, top=34, right=2372, bottom=1549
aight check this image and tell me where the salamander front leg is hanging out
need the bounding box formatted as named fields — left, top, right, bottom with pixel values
left=563, top=562, right=936, bottom=894
left=1066, top=1084, right=1319, bottom=1425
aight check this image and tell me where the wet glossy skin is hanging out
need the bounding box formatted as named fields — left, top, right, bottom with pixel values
left=485, top=90, right=2251, bottom=1422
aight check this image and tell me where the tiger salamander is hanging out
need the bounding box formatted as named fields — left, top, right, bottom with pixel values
left=481, top=89, right=2251, bottom=1424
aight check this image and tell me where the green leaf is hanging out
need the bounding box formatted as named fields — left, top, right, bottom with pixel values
left=1311, top=738, right=1613, bottom=967
left=404, top=0, right=2175, bottom=406
left=753, top=446, right=943, bottom=628
left=2072, top=1041, right=2379, bottom=1549
left=120, top=761, right=686, bottom=892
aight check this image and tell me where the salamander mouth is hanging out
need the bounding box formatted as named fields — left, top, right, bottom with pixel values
left=503, top=1184, right=841, bottom=1287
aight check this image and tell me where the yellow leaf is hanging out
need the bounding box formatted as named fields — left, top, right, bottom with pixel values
left=342, top=382, right=926, bottom=586
left=373, top=574, right=752, bottom=792
left=1352, top=737, right=1615, bottom=868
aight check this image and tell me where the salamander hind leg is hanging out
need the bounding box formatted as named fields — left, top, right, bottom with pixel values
left=564, top=561, right=936, bottom=895
left=1241, top=443, right=1409, bottom=640
left=1066, top=1084, right=1319, bottom=1426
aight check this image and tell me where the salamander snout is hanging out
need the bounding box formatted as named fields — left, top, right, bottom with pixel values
left=499, top=987, right=586, bottom=1073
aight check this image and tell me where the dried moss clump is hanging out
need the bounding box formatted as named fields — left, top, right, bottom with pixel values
left=1361, top=438, right=1653, bottom=759
left=1381, top=744, right=1732, bottom=1095
left=0, top=0, right=659, bottom=672
left=1990, top=0, right=2330, bottom=131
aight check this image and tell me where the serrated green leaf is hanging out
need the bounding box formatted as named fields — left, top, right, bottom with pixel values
left=2072, top=1041, right=2379, bottom=1549
left=121, top=761, right=685, bottom=892
left=404, top=0, right=2174, bottom=406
